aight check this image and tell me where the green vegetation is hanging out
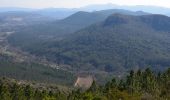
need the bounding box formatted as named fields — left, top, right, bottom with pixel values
left=7, top=10, right=148, bottom=48
left=68, top=68, right=170, bottom=100
left=1, top=8, right=170, bottom=100
left=9, top=14, right=170, bottom=73
left=0, top=78, right=68, bottom=100
left=0, top=68, right=169, bottom=100
left=0, top=54, right=75, bottom=85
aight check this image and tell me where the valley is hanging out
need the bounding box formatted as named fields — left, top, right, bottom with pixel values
left=0, top=18, right=75, bottom=85
left=0, top=31, right=60, bottom=69
left=0, top=3, right=170, bottom=99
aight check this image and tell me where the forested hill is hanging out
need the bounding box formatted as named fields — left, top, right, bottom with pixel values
left=7, top=9, right=149, bottom=42
left=15, top=14, right=170, bottom=73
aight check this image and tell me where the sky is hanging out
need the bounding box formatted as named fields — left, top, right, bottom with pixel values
left=0, top=0, right=170, bottom=8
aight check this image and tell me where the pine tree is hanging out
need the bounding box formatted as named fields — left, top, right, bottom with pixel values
left=0, top=83, right=11, bottom=100
left=24, top=85, right=33, bottom=100
left=11, top=83, right=24, bottom=100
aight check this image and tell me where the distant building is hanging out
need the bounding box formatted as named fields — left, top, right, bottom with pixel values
left=74, top=76, right=93, bottom=89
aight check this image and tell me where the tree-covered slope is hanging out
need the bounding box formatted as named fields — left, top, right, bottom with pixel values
left=15, top=14, right=170, bottom=73
left=8, top=9, right=149, bottom=47
left=0, top=54, right=75, bottom=85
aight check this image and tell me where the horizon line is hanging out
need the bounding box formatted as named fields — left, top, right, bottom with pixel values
left=0, top=3, right=170, bottom=9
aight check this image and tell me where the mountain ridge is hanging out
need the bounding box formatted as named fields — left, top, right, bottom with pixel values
left=26, top=14, right=170, bottom=73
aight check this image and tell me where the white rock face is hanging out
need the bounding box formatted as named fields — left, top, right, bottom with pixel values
left=74, top=76, right=93, bottom=89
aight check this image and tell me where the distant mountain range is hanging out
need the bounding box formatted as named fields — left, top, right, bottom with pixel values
left=1, top=4, right=170, bottom=18
left=0, top=7, right=36, bottom=12
left=0, top=7, right=77, bottom=19
left=81, top=4, right=170, bottom=16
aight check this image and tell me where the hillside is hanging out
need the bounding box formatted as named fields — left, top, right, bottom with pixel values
left=8, top=9, right=149, bottom=43
left=0, top=54, right=75, bottom=85
left=13, top=14, right=170, bottom=74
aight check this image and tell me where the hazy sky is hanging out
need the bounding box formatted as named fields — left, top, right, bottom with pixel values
left=0, top=0, right=170, bottom=8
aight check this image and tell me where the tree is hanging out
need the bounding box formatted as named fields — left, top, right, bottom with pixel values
left=88, top=81, right=99, bottom=93
left=11, top=83, right=24, bottom=100
left=0, top=83, right=11, bottom=100
left=24, top=85, right=33, bottom=100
